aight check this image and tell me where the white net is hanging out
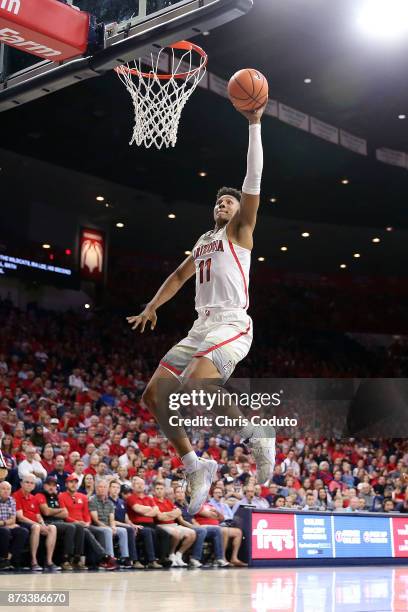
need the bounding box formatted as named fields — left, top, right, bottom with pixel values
left=116, top=42, right=207, bottom=149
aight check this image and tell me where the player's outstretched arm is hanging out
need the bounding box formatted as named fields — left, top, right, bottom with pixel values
left=126, top=255, right=195, bottom=332
left=229, top=103, right=266, bottom=250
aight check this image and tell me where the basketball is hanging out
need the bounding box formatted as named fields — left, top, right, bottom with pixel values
left=228, top=68, right=269, bottom=112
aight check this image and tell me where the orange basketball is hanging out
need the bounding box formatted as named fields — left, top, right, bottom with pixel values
left=228, top=68, right=269, bottom=112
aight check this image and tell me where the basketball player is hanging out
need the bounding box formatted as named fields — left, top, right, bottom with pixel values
left=127, top=103, right=275, bottom=513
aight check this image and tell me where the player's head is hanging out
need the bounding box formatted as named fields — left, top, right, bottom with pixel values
left=214, top=187, right=241, bottom=226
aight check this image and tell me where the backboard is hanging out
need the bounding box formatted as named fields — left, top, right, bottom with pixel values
left=0, top=0, right=252, bottom=111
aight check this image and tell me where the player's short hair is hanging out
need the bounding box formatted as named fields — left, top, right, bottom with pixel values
left=216, top=186, right=242, bottom=203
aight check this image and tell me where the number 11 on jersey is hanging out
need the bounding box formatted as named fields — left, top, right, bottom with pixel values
left=199, top=258, right=212, bottom=284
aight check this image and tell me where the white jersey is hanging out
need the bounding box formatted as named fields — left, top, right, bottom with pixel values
left=192, top=225, right=250, bottom=312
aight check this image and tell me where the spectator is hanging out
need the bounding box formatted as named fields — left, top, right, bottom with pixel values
left=80, top=474, right=96, bottom=499
left=44, top=419, right=63, bottom=447
left=13, top=473, right=60, bottom=571
left=58, top=474, right=115, bottom=570
left=108, top=480, right=144, bottom=569
left=36, top=476, right=79, bottom=571
left=125, top=477, right=164, bottom=569
left=357, top=483, right=375, bottom=511
left=89, top=480, right=129, bottom=568
left=68, top=369, right=86, bottom=392
left=345, top=497, right=360, bottom=513
left=152, top=481, right=195, bottom=567
left=232, top=484, right=270, bottom=514
left=0, top=481, right=28, bottom=570
left=302, top=492, right=321, bottom=511
left=195, top=501, right=245, bottom=567
left=274, top=495, right=287, bottom=509
left=174, top=485, right=226, bottom=567
left=333, top=497, right=345, bottom=512
left=49, top=455, right=70, bottom=492
left=72, top=459, right=86, bottom=488
left=281, top=450, right=301, bottom=477
left=383, top=499, right=395, bottom=513
left=41, top=445, right=56, bottom=474
left=18, top=446, right=47, bottom=488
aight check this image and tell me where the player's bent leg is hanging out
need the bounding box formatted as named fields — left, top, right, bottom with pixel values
left=141, top=364, right=193, bottom=458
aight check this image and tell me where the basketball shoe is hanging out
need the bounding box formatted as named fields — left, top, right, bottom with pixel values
left=247, top=433, right=276, bottom=485
left=186, top=458, right=218, bottom=515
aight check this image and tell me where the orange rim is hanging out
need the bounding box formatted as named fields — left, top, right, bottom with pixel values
left=115, top=40, right=207, bottom=80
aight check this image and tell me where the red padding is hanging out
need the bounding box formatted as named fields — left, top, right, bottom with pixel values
left=0, top=0, right=90, bottom=62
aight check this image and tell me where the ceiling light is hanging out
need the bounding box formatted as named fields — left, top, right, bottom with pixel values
left=280, top=246, right=288, bottom=252
left=105, top=203, right=110, bottom=208
left=341, top=179, right=349, bottom=185
left=372, top=237, right=381, bottom=243
left=116, top=222, right=124, bottom=228
left=96, top=196, right=104, bottom=201
left=270, top=197, right=277, bottom=203
left=357, top=0, right=408, bottom=41
left=301, top=232, right=310, bottom=238
left=184, top=250, right=192, bottom=255
left=340, top=264, right=347, bottom=269
left=257, top=257, right=265, bottom=262
left=198, top=171, right=207, bottom=177
left=398, top=114, right=406, bottom=120
left=353, top=253, right=361, bottom=258
left=202, top=30, right=210, bottom=36
left=84, top=303, right=91, bottom=309
left=304, top=78, right=312, bottom=84
left=168, top=213, right=176, bottom=219
left=42, top=244, right=51, bottom=249
left=386, top=226, right=393, bottom=231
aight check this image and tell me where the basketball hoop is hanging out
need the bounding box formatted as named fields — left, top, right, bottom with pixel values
left=115, top=41, right=207, bottom=149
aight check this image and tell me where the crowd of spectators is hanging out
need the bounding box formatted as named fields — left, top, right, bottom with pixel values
left=1, top=297, right=408, bottom=571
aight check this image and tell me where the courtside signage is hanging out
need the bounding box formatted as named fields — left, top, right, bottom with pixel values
left=251, top=512, right=401, bottom=560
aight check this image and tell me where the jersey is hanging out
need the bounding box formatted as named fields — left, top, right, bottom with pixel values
left=192, top=225, right=250, bottom=312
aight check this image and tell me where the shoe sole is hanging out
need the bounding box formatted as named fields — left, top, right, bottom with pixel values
left=187, top=460, right=218, bottom=515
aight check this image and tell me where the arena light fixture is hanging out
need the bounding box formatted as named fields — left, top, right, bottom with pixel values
left=340, top=264, right=347, bottom=269
left=96, top=196, right=105, bottom=201
left=304, top=78, right=312, bottom=84
left=372, top=237, right=381, bottom=243
left=301, top=232, right=310, bottom=238
left=357, top=0, right=408, bottom=41
left=280, top=246, right=288, bottom=252
left=341, top=179, right=349, bottom=185
left=116, top=222, right=125, bottom=228
left=84, top=303, right=91, bottom=309
left=270, top=197, right=277, bottom=203
left=398, top=114, right=406, bottom=120
left=198, top=171, right=207, bottom=177
left=353, top=253, right=361, bottom=258
left=257, top=256, right=265, bottom=262
left=184, top=250, right=192, bottom=255
left=42, top=244, right=51, bottom=249
left=386, top=226, right=394, bottom=231
left=168, top=213, right=176, bottom=219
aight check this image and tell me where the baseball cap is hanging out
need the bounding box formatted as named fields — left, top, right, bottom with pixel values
left=44, top=476, right=58, bottom=485
left=65, top=474, right=79, bottom=482
left=50, top=418, right=59, bottom=424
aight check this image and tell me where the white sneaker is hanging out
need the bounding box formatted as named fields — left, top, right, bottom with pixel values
left=189, top=558, right=202, bottom=568
left=215, top=558, right=230, bottom=567
left=169, top=553, right=179, bottom=567
left=175, top=552, right=187, bottom=567
left=248, top=436, right=276, bottom=485
left=186, top=458, right=218, bottom=515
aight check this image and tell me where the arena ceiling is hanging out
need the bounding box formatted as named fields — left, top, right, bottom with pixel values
left=0, top=0, right=408, bottom=275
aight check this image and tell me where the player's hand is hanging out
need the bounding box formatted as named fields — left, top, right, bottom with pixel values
left=235, top=101, right=267, bottom=124
left=126, top=304, right=157, bottom=333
